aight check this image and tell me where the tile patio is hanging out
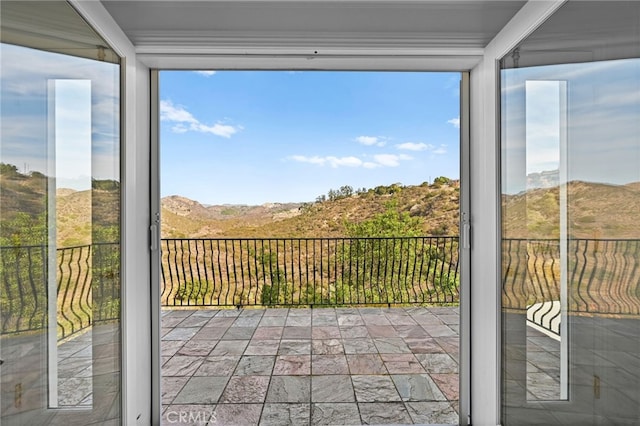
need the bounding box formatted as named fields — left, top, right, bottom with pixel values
left=160, top=306, right=460, bottom=425
left=51, top=306, right=566, bottom=424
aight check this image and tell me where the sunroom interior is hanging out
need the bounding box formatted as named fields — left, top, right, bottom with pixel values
left=1, top=1, right=638, bottom=425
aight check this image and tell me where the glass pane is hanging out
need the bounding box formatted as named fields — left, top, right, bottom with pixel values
left=1, top=2, right=121, bottom=424
left=501, top=57, right=640, bottom=425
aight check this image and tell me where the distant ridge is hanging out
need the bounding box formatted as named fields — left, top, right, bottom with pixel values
left=2, top=163, right=638, bottom=243
left=161, top=181, right=461, bottom=238
left=502, top=180, right=640, bottom=239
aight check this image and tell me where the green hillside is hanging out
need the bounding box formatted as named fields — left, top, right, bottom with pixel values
left=161, top=180, right=461, bottom=238
left=3, top=161, right=639, bottom=244
left=0, top=163, right=119, bottom=247
left=502, top=181, right=640, bottom=239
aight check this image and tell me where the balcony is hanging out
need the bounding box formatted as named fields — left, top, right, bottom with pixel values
left=160, top=306, right=460, bottom=425
left=3, top=236, right=638, bottom=424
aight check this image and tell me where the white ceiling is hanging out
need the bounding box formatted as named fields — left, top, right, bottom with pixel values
left=1, top=1, right=120, bottom=63
left=101, top=1, right=527, bottom=53
left=503, top=0, right=640, bottom=68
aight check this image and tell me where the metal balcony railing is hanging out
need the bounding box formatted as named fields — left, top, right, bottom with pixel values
left=0, top=242, right=120, bottom=340
left=1, top=237, right=639, bottom=340
left=502, top=238, right=640, bottom=336
left=160, top=236, right=460, bottom=307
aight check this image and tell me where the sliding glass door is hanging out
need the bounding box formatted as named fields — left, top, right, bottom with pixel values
left=1, top=2, right=121, bottom=424
left=500, top=2, right=640, bottom=424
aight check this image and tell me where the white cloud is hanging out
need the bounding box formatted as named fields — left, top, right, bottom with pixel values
left=289, top=155, right=326, bottom=165
left=329, top=156, right=363, bottom=168
left=373, top=154, right=412, bottom=167
left=194, top=123, right=239, bottom=138
left=447, top=117, right=460, bottom=128
left=396, top=141, right=449, bottom=155
left=289, top=155, right=363, bottom=168
left=355, top=136, right=386, bottom=147
left=194, top=71, right=216, bottom=77
left=160, top=100, right=198, bottom=124
left=433, top=145, right=448, bottom=155
left=160, top=99, right=240, bottom=138
left=289, top=153, right=412, bottom=168
left=171, top=124, right=189, bottom=134
left=396, top=142, right=434, bottom=151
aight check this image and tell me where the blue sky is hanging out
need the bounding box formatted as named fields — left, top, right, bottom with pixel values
left=160, top=71, right=461, bottom=205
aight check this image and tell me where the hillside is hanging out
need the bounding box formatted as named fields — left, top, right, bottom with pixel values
left=1, top=164, right=119, bottom=246
left=161, top=181, right=460, bottom=238
left=502, top=181, right=640, bottom=239
left=3, top=160, right=639, bottom=244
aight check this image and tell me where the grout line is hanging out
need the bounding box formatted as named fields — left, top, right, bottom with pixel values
left=160, top=306, right=462, bottom=425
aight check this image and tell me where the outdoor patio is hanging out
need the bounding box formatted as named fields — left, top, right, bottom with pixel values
left=48, top=305, right=567, bottom=425
left=160, top=306, right=460, bottom=425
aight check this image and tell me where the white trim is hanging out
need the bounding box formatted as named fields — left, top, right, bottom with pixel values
left=70, top=1, right=135, bottom=60
left=133, top=35, right=489, bottom=53
left=469, top=1, right=566, bottom=425
left=558, top=79, right=569, bottom=400
left=459, top=71, right=471, bottom=426
left=69, top=2, right=151, bottom=425
left=138, top=53, right=481, bottom=72
left=483, top=1, right=565, bottom=62
left=46, top=80, right=59, bottom=409
left=149, top=70, right=162, bottom=426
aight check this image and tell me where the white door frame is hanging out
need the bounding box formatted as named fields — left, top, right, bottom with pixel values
left=70, top=1, right=568, bottom=424
left=149, top=68, right=471, bottom=426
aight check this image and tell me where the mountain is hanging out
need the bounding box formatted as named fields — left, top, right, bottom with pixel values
left=502, top=181, right=640, bottom=239
left=1, top=165, right=119, bottom=246
left=161, top=181, right=461, bottom=238
left=3, top=161, right=638, bottom=244
left=161, top=196, right=305, bottom=238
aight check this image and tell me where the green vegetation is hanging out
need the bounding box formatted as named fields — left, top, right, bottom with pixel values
left=162, top=180, right=461, bottom=238
left=1, top=164, right=121, bottom=339
left=175, top=279, right=215, bottom=303
left=161, top=200, right=460, bottom=307
left=338, top=201, right=459, bottom=304
left=345, top=200, right=422, bottom=238
left=502, top=181, right=640, bottom=239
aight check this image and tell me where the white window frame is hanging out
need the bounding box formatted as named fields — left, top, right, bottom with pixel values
left=69, top=1, right=567, bottom=424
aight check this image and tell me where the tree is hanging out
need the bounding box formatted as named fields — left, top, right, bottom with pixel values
left=338, top=200, right=459, bottom=304
left=0, top=163, right=23, bottom=179
left=345, top=200, right=422, bottom=238
left=337, top=202, right=422, bottom=303
left=432, top=176, right=451, bottom=187
left=339, top=185, right=354, bottom=198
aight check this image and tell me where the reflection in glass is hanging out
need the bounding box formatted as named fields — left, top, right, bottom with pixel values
left=1, top=37, right=121, bottom=426
left=502, top=57, right=640, bottom=424
left=520, top=79, right=568, bottom=401
left=48, top=79, right=93, bottom=408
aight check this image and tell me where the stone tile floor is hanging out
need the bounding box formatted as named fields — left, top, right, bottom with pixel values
left=525, top=325, right=561, bottom=401
left=160, top=306, right=461, bottom=425
left=57, top=329, right=93, bottom=407
left=46, top=306, right=567, bottom=424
